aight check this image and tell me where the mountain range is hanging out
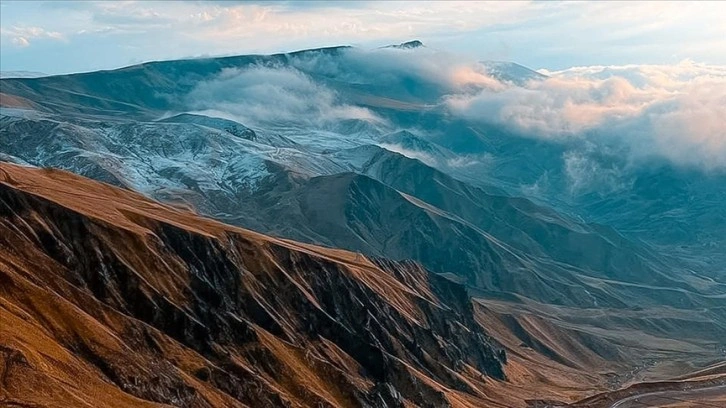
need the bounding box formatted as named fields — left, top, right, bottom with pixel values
left=1, top=42, right=724, bottom=407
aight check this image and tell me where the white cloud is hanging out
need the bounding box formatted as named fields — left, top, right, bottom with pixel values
left=175, top=1, right=531, bottom=47
left=186, top=64, right=385, bottom=127
left=11, top=37, right=29, bottom=47
left=293, top=46, right=504, bottom=92
left=645, top=81, right=726, bottom=169
left=445, top=60, right=726, bottom=170
left=562, top=148, right=634, bottom=196
left=1, top=25, right=65, bottom=47
left=184, top=47, right=726, bottom=171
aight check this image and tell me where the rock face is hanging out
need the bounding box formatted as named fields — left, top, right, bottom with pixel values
left=0, top=162, right=506, bottom=408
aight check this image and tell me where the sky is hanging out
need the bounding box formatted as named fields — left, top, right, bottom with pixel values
left=1, top=0, right=725, bottom=75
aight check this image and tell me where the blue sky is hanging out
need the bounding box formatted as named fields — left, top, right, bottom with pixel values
left=1, top=1, right=725, bottom=74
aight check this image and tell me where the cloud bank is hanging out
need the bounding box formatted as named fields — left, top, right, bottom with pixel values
left=186, top=64, right=384, bottom=128
left=445, top=60, right=726, bottom=170
left=184, top=46, right=503, bottom=128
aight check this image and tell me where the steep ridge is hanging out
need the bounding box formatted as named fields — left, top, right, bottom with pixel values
left=0, top=162, right=511, bottom=408
left=3, top=163, right=719, bottom=408
left=342, top=146, right=676, bottom=283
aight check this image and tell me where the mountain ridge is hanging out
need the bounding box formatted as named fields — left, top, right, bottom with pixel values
left=0, top=161, right=511, bottom=407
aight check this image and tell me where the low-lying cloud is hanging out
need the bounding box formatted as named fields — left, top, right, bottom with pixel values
left=185, top=46, right=502, bottom=129
left=288, top=47, right=726, bottom=171
left=288, top=46, right=506, bottom=94
left=446, top=60, right=726, bottom=170
left=186, top=64, right=384, bottom=127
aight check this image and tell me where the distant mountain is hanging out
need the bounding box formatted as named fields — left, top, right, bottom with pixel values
left=0, top=70, right=47, bottom=79
left=384, top=40, right=425, bottom=49
left=479, top=61, right=547, bottom=85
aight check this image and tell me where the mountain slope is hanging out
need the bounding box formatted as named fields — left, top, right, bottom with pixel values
left=0, top=162, right=514, bottom=408
left=7, top=163, right=715, bottom=408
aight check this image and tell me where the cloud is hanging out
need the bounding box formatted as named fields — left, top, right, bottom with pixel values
left=12, top=37, right=29, bottom=47
left=562, top=148, right=634, bottom=196
left=179, top=1, right=531, bottom=46
left=288, top=46, right=507, bottom=96
left=445, top=60, right=726, bottom=170
left=186, top=64, right=385, bottom=127
left=643, top=81, right=726, bottom=169
left=1, top=25, right=65, bottom=47
left=446, top=75, right=661, bottom=136
left=23, top=1, right=530, bottom=52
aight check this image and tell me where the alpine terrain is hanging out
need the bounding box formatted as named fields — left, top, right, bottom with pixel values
left=1, top=41, right=724, bottom=407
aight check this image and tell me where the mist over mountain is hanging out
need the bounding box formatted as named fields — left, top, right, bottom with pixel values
left=1, top=41, right=725, bottom=406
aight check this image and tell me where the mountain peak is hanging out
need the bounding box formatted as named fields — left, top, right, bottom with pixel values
left=479, top=60, right=547, bottom=85
left=387, top=40, right=425, bottom=49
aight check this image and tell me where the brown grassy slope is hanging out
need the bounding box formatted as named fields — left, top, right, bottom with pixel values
left=0, top=162, right=513, bottom=408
